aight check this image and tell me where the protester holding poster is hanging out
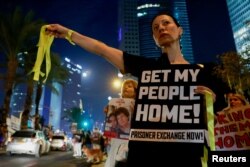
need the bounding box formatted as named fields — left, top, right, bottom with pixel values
left=120, top=79, right=138, bottom=99
left=227, top=93, right=248, bottom=109
left=104, top=79, right=137, bottom=167
left=214, top=93, right=250, bottom=151
left=46, top=11, right=216, bottom=167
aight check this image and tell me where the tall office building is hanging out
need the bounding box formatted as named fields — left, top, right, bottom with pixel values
left=118, top=0, right=140, bottom=55
left=10, top=52, right=36, bottom=116
left=118, top=0, right=194, bottom=62
left=172, top=0, right=193, bottom=62
left=49, top=58, right=82, bottom=134
left=226, top=0, right=250, bottom=53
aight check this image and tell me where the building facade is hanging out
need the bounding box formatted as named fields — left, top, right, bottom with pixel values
left=58, top=57, right=83, bottom=135
left=226, top=0, right=250, bottom=53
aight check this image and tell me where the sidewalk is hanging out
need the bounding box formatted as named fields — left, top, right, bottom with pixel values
left=0, top=147, right=6, bottom=155
left=0, top=147, right=106, bottom=167
left=92, top=162, right=105, bottom=167
left=91, top=155, right=106, bottom=167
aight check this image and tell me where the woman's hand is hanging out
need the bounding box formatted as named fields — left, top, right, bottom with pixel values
left=45, top=24, right=70, bottom=38
left=195, top=86, right=216, bottom=102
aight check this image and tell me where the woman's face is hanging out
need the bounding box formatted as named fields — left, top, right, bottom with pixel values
left=122, top=82, right=136, bottom=99
left=229, top=96, right=244, bottom=108
left=152, top=15, right=182, bottom=47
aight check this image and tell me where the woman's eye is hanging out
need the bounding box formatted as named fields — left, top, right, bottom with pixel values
left=162, top=20, right=169, bottom=25
left=153, top=26, right=158, bottom=31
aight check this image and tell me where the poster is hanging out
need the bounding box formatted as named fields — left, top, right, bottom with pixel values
left=129, top=65, right=205, bottom=145
left=214, top=104, right=250, bottom=151
left=104, top=98, right=135, bottom=139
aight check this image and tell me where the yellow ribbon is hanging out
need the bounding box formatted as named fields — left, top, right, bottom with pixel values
left=31, top=25, right=54, bottom=83
left=31, top=25, right=75, bottom=83
left=201, top=146, right=208, bottom=167
left=201, top=91, right=215, bottom=167
left=205, top=91, right=215, bottom=151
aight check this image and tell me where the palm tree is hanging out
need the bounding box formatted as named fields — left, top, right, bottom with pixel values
left=0, top=7, right=44, bottom=125
left=213, top=50, right=250, bottom=99
left=17, top=46, right=69, bottom=130
left=33, top=53, right=70, bottom=130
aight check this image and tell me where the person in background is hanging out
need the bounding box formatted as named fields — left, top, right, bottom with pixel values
left=106, top=79, right=137, bottom=167
left=91, top=128, right=102, bottom=150
left=84, top=130, right=92, bottom=149
left=214, top=93, right=250, bottom=160
left=215, top=93, right=248, bottom=123
left=120, top=79, right=138, bottom=99
left=72, top=134, right=82, bottom=157
left=46, top=11, right=216, bottom=167
left=227, top=93, right=248, bottom=109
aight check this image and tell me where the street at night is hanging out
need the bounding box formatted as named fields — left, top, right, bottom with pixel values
left=0, top=150, right=104, bottom=167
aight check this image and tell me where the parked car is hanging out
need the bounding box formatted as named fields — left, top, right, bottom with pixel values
left=6, top=129, right=50, bottom=157
left=50, top=135, right=72, bottom=151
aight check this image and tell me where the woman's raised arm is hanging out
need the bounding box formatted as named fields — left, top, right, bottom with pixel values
left=46, top=24, right=124, bottom=71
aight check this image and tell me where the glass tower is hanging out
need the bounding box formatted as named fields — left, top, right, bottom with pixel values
left=226, top=0, right=250, bottom=53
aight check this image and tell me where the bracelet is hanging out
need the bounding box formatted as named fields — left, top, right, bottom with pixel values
left=65, top=29, right=75, bottom=45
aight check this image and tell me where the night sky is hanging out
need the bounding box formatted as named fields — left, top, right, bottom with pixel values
left=186, top=0, right=236, bottom=63
left=0, top=0, right=236, bottom=125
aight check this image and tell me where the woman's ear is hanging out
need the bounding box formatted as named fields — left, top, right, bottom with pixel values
left=153, top=35, right=160, bottom=47
left=179, top=27, right=183, bottom=39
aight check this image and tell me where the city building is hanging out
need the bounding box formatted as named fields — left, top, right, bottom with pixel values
left=56, top=57, right=83, bottom=135
left=226, top=0, right=250, bottom=53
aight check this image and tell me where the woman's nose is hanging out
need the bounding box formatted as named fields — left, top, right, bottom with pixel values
left=158, top=24, right=165, bottom=32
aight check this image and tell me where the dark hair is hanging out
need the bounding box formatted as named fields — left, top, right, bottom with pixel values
left=151, top=11, right=180, bottom=28
left=115, top=107, right=130, bottom=118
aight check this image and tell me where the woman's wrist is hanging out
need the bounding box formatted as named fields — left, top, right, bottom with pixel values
left=65, top=29, right=75, bottom=45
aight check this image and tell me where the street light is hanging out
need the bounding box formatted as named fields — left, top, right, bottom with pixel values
left=108, top=96, right=112, bottom=101
left=112, top=78, right=122, bottom=89
left=82, top=71, right=88, bottom=77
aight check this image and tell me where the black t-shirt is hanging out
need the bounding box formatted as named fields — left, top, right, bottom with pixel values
left=123, top=52, right=210, bottom=167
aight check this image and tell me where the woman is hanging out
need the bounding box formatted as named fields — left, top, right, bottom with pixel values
left=46, top=11, right=215, bottom=167
left=228, top=93, right=248, bottom=109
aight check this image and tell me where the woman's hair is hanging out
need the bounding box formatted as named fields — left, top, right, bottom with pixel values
left=229, top=93, right=248, bottom=106
left=151, top=11, right=180, bottom=29
left=121, top=79, right=138, bottom=98
left=150, top=11, right=182, bottom=49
